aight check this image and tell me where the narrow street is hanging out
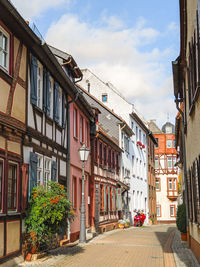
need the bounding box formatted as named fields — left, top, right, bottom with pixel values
left=18, top=224, right=197, bottom=267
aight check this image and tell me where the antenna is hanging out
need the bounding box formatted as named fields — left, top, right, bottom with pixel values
left=167, top=113, right=170, bottom=122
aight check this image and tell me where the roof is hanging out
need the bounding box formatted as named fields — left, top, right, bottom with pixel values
left=130, top=112, right=149, bottom=133
left=48, top=45, right=82, bottom=79
left=147, top=120, right=162, bottom=134
left=162, top=122, right=175, bottom=134
left=77, top=84, right=134, bottom=143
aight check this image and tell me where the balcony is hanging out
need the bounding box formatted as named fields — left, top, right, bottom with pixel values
left=167, top=190, right=178, bottom=201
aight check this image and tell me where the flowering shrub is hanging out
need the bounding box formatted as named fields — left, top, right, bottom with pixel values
left=25, top=181, right=74, bottom=252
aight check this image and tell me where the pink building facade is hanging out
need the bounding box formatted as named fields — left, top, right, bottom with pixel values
left=70, top=102, right=92, bottom=241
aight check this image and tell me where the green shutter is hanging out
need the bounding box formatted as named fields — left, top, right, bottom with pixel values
left=46, top=72, right=51, bottom=116
left=30, top=55, right=38, bottom=105
left=43, top=68, right=47, bottom=112
left=29, top=152, right=38, bottom=197
left=62, top=93, right=65, bottom=128
left=54, top=82, right=59, bottom=123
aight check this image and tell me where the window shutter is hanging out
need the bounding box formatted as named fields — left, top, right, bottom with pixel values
left=51, top=161, right=57, bottom=181
left=29, top=152, right=38, bottom=197
left=113, top=188, right=116, bottom=211
left=108, top=186, right=110, bottom=211
left=30, top=55, right=38, bottom=105
left=54, top=82, right=59, bottom=123
left=43, top=68, right=47, bottom=112
left=62, top=93, right=65, bottom=128
left=117, top=188, right=122, bottom=210
left=104, top=185, right=107, bottom=212
left=46, top=72, right=51, bottom=116
left=22, top=164, right=29, bottom=213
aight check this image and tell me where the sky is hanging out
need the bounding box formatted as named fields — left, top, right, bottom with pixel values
left=11, top=0, right=180, bottom=128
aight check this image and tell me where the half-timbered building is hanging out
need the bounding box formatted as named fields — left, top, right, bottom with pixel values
left=0, top=0, right=29, bottom=262
left=149, top=120, right=178, bottom=223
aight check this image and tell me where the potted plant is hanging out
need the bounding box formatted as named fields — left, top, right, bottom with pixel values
left=176, top=203, right=187, bottom=241
left=124, top=219, right=130, bottom=228
left=118, top=219, right=125, bottom=229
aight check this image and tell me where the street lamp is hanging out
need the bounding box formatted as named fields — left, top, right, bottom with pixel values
left=78, top=143, right=90, bottom=243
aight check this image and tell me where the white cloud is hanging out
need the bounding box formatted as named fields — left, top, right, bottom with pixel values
left=11, top=0, right=71, bottom=19
left=44, top=13, right=177, bottom=127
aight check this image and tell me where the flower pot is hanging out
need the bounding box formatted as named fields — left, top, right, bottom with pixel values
left=118, top=224, right=125, bottom=229
left=181, top=232, right=187, bottom=241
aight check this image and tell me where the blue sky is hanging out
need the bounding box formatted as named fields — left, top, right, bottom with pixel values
left=12, top=0, right=180, bottom=127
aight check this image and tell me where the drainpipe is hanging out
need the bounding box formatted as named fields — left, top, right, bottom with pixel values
left=175, top=99, right=189, bottom=233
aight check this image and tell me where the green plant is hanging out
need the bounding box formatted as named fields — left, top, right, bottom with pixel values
left=25, top=181, right=74, bottom=251
left=176, top=203, right=187, bottom=233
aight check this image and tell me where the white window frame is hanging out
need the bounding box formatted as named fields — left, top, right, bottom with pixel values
left=170, top=206, right=175, bottom=217
left=37, top=63, right=43, bottom=109
left=36, top=153, right=43, bottom=186
left=36, top=154, right=52, bottom=187
left=167, top=157, right=172, bottom=168
left=44, top=157, right=51, bottom=187
left=0, top=26, right=9, bottom=72
left=157, top=206, right=161, bottom=217
left=49, top=77, right=54, bottom=119
left=169, top=179, right=173, bottom=190
left=155, top=157, right=159, bottom=169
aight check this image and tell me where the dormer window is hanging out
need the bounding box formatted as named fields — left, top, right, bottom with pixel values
left=102, top=94, right=108, bottom=102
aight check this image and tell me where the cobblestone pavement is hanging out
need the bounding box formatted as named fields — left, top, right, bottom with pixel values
left=17, top=224, right=199, bottom=267
left=172, top=230, right=199, bottom=267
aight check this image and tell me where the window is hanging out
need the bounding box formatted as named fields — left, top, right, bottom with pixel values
left=112, top=151, right=115, bottom=169
left=37, top=154, right=43, bottom=186
left=49, top=79, right=53, bottom=119
left=85, top=121, right=89, bottom=147
left=99, top=143, right=103, bottom=166
left=124, top=135, right=129, bottom=153
left=170, top=205, right=175, bottom=217
left=94, top=139, right=98, bottom=163
left=0, top=26, right=9, bottom=71
left=121, top=132, right=124, bottom=149
left=157, top=205, right=161, bottom=217
left=44, top=157, right=51, bottom=187
left=136, top=126, right=138, bottom=140
left=80, top=116, right=84, bottom=143
left=108, top=149, right=111, bottom=168
left=79, top=179, right=82, bottom=208
left=167, top=157, right=172, bottom=168
left=168, top=178, right=177, bottom=191
left=166, top=126, right=172, bottom=134
left=102, top=94, right=108, bottom=102
left=131, top=121, right=134, bottom=129
left=155, top=138, right=159, bottom=148
left=7, top=163, right=17, bottom=211
left=139, top=129, right=141, bottom=141
left=37, top=65, right=43, bottom=109
left=116, top=154, right=119, bottom=174
left=132, top=156, right=135, bottom=174
left=166, top=140, right=172, bottom=148
left=73, top=108, right=78, bottom=138
left=173, top=139, right=176, bottom=148
left=104, top=145, right=107, bottom=166
left=143, top=134, right=146, bottom=145
left=155, top=157, right=159, bottom=169
left=0, top=161, right=2, bottom=211
left=155, top=178, right=160, bottom=191
left=169, top=179, right=173, bottom=190
left=72, top=177, right=77, bottom=209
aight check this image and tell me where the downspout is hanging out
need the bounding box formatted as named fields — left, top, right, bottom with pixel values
left=66, top=78, right=82, bottom=239
left=175, top=99, right=189, bottom=231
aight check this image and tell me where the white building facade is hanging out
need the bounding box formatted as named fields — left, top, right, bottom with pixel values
left=79, top=69, right=149, bottom=223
